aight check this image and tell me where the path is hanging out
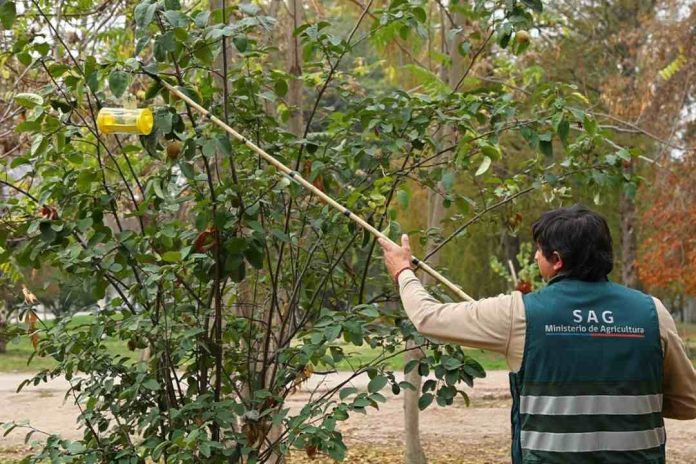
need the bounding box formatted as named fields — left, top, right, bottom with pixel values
left=1, top=371, right=694, bottom=462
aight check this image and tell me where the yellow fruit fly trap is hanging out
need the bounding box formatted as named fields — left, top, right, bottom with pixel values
left=97, top=107, right=154, bottom=135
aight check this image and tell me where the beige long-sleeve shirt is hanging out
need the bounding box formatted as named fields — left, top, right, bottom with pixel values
left=398, top=269, right=696, bottom=420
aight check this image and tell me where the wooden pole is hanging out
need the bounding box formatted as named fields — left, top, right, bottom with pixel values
left=148, top=74, right=474, bottom=302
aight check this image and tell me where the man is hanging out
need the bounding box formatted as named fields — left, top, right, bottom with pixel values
left=378, top=204, right=696, bottom=463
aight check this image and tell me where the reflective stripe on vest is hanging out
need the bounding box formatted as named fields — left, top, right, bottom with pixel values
left=521, top=427, right=666, bottom=452
left=520, top=394, right=663, bottom=415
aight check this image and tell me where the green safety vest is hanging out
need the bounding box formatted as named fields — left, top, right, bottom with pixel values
left=509, top=277, right=665, bottom=463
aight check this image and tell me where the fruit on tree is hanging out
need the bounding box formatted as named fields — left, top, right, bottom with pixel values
left=515, top=30, right=530, bottom=45
left=166, top=141, right=182, bottom=160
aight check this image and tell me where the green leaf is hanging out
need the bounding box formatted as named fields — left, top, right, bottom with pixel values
left=558, top=119, right=570, bottom=145
left=274, top=79, right=288, bottom=97
left=439, top=385, right=457, bottom=400
left=445, top=370, right=459, bottom=386
left=144, top=80, right=162, bottom=100
left=0, top=0, right=16, bottom=30
left=339, top=387, right=357, bottom=400
left=152, top=442, right=168, bottom=461
left=399, top=381, right=416, bottom=391
left=33, top=42, right=50, bottom=56
left=418, top=393, right=433, bottom=410
left=194, top=11, right=210, bottom=28
left=228, top=260, right=246, bottom=282
left=161, top=251, right=181, bottom=263
left=367, top=375, right=387, bottom=394
left=412, top=6, right=426, bottom=22
left=108, top=70, right=130, bottom=98
left=498, top=31, right=511, bottom=49
left=175, top=86, right=201, bottom=105
left=239, top=3, right=260, bottom=15
left=15, top=93, right=43, bottom=108
left=404, top=359, right=419, bottom=374
left=134, top=2, right=158, bottom=29
left=23, top=429, right=35, bottom=444
left=155, top=110, right=173, bottom=134
left=324, top=325, right=341, bottom=342
left=443, top=357, right=462, bottom=370
left=193, top=41, right=214, bottom=65
left=152, top=179, right=165, bottom=199
left=244, top=241, right=265, bottom=269
left=396, top=189, right=410, bottom=209
left=617, top=148, right=631, bottom=161
left=480, top=143, right=502, bottom=160
left=134, top=36, right=150, bottom=56
left=438, top=170, right=454, bottom=193
left=463, top=359, right=486, bottom=378
left=418, top=363, right=429, bottom=377
left=216, top=135, right=233, bottom=157
left=66, top=442, right=85, bottom=454
left=475, top=156, right=491, bottom=176
left=522, top=0, right=543, bottom=12
left=358, top=305, right=379, bottom=318
left=154, top=31, right=177, bottom=61
left=31, top=134, right=48, bottom=157
left=422, top=379, right=436, bottom=392
left=583, top=115, right=597, bottom=135
left=163, top=10, right=187, bottom=28
left=539, top=140, right=553, bottom=157
left=48, top=63, right=70, bottom=78
left=225, top=237, right=247, bottom=254
left=233, top=36, right=248, bottom=53
left=39, top=221, right=55, bottom=243
left=330, top=346, right=344, bottom=363
left=142, top=379, right=160, bottom=391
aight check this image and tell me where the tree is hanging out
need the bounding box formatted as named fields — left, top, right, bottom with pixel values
left=637, top=155, right=696, bottom=303
left=536, top=0, right=696, bottom=290
left=0, top=1, right=626, bottom=462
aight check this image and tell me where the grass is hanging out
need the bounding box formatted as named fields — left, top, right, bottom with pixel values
left=0, top=314, right=508, bottom=373
left=0, top=314, right=135, bottom=373
left=332, top=343, right=508, bottom=371
left=2, top=317, right=692, bottom=374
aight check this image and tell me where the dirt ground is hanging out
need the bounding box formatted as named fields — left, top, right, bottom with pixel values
left=1, top=371, right=695, bottom=463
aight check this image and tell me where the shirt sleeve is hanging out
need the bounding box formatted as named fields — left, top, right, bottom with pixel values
left=654, top=298, right=696, bottom=420
left=397, top=269, right=523, bottom=364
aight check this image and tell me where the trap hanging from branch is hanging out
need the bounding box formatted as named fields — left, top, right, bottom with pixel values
left=97, top=107, right=154, bottom=135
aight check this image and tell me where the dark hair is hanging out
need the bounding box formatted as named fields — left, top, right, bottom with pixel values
left=531, top=204, right=613, bottom=282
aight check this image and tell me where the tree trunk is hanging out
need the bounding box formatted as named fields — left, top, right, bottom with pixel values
left=0, top=319, right=6, bottom=354
left=286, top=0, right=304, bottom=137
left=260, top=3, right=304, bottom=463
left=502, top=231, right=521, bottom=274
left=403, top=340, right=426, bottom=463
left=403, top=6, right=467, bottom=462
left=620, top=163, right=640, bottom=289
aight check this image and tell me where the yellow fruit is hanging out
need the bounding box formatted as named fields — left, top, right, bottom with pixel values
left=166, top=141, right=182, bottom=160
left=515, top=30, right=530, bottom=45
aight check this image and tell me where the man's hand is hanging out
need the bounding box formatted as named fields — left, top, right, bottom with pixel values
left=378, top=234, right=413, bottom=283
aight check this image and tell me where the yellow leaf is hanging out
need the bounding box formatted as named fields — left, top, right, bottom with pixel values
left=22, top=285, right=39, bottom=305
left=570, top=91, right=589, bottom=105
